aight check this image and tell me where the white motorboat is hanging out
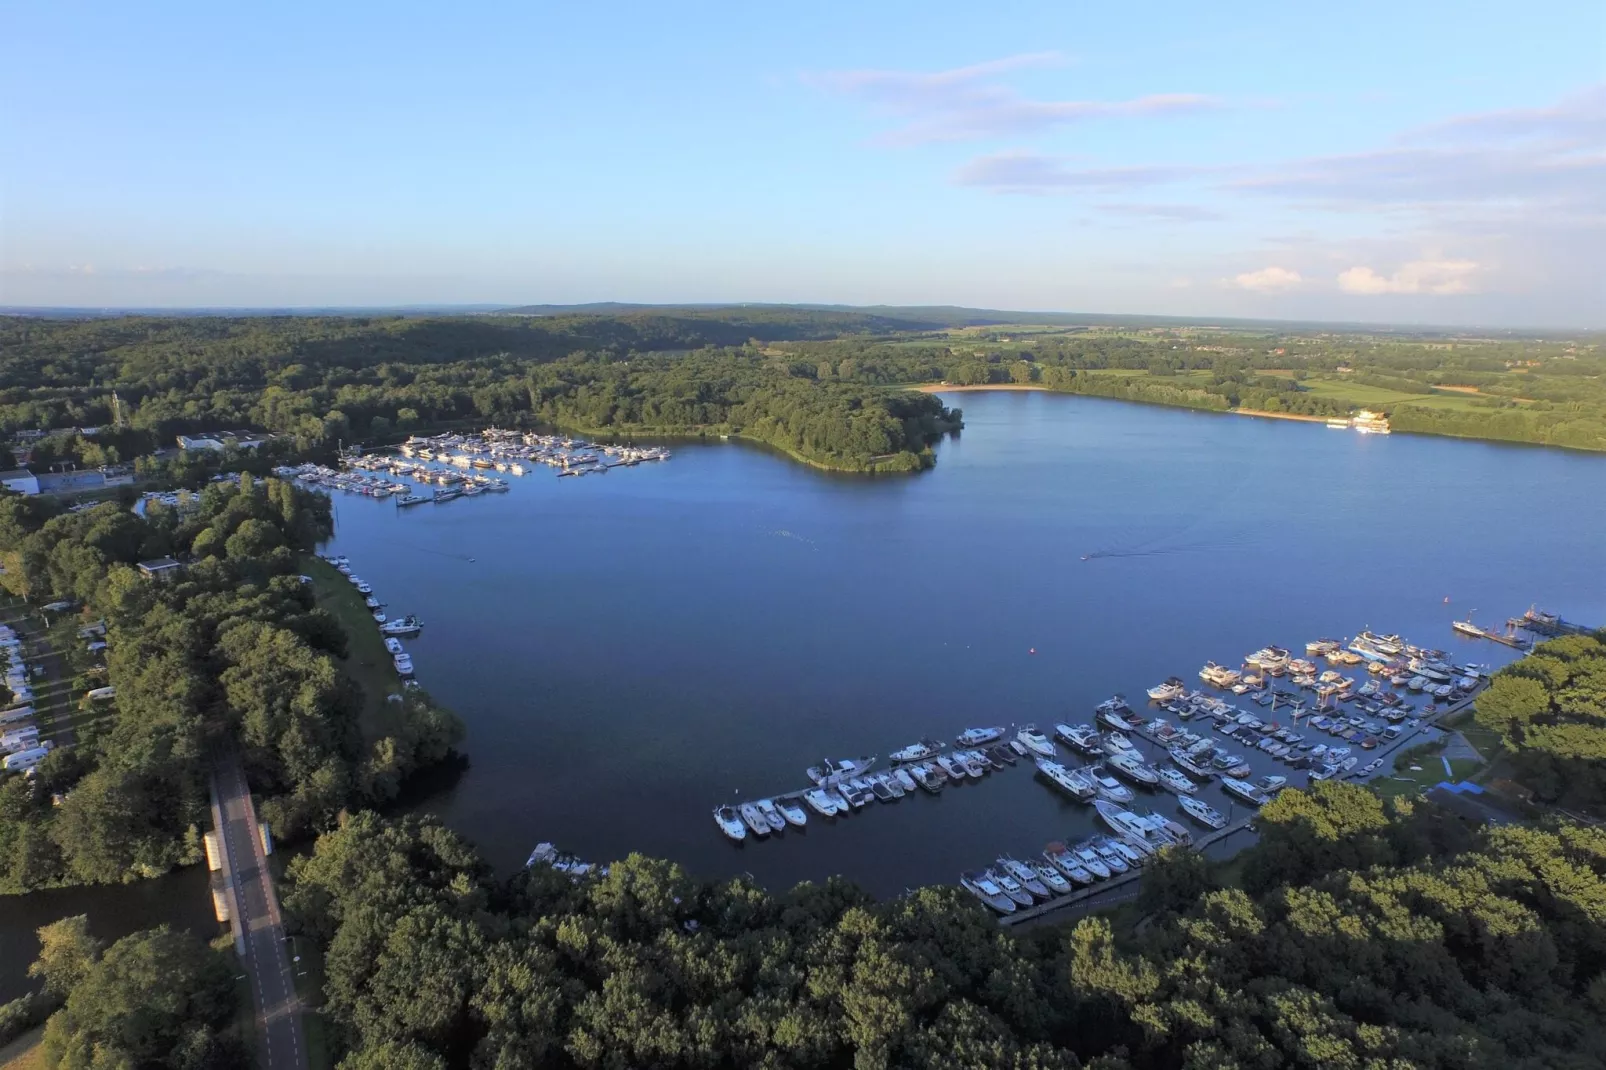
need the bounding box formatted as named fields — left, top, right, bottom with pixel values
left=910, top=762, right=946, bottom=793
left=1150, top=810, right=1194, bottom=847
left=380, top=615, right=423, bottom=636
left=1156, top=765, right=1197, bottom=795
left=384, top=637, right=404, bottom=655
left=997, top=856, right=1050, bottom=899
left=1032, top=860, right=1072, bottom=895
left=1169, top=747, right=1215, bottom=779
left=1107, top=749, right=1160, bottom=787
left=1101, top=731, right=1135, bottom=753
left=392, top=654, right=414, bottom=676
left=806, top=756, right=876, bottom=785
left=955, top=726, right=1006, bottom=747
left=936, top=754, right=966, bottom=781
left=957, top=751, right=987, bottom=778
left=1092, top=839, right=1131, bottom=874
left=713, top=806, right=746, bottom=841
left=960, top=871, right=1017, bottom=914
left=1178, top=794, right=1227, bottom=829
left=802, top=789, right=839, bottom=817
left=1200, top=662, right=1242, bottom=688
left=1070, top=841, right=1112, bottom=879
left=372, top=611, right=387, bottom=623
left=889, top=739, right=942, bottom=763
left=776, top=798, right=808, bottom=827
left=1035, top=758, right=1095, bottom=802
left=986, top=867, right=1036, bottom=907
left=1088, top=764, right=1135, bottom=804
left=364, top=596, right=381, bottom=609
left=1147, top=677, right=1186, bottom=703
left=1221, top=777, right=1270, bottom=806
left=1043, top=843, right=1095, bottom=885
left=755, top=799, right=787, bottom=832
left=738, top=802, right=770, bottom=837
left=1055, top=723, right=1103, bottom=755
left=1253, top=775, right=1288, bottom=795
left=893, top=768, right=918, bottom=793
left=1015, top=726, right=1056, bottom=758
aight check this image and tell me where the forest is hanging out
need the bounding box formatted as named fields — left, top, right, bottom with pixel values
left=116, top=781, right=1599, bottom=1069
left=1474, top=632, right=1606, bottom=810
left=0, top=477, right=463, bottom=893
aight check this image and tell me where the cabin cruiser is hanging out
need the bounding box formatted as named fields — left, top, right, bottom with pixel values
left=1200, top=662, right=1242, bottom=688
left=364, top=596, right=382, bottom=609
left=1097, top=801, right=1182, bottom=853
left=997, top=856, right=1051, bottom=899
left=775, top=798, right=808, bottom=827
left=1149, top=719, right=1181, bottom=744
left=1179, top=794, right=1227, bottom=829
left=870, top=777, right=896, bottom=802
left=1356, top=631, right=1403, bottom=655
left=1032, top=860, right=1072, bottom=896
left=384, top=637, right=404, bottom=655
left=1092, top=838, right=1134, bottom=873
left=1070, top=840, right=1113, bottom=879
left=1044, top=842, right=1097, bottom=884
left=1156, top=765, right=1197, bottom=795
left=1245, top=647, right=1290, bottom=674
left=1221, top=777, right=1270, bottom=806
left=1087, top=764, right=1136, bottom=803
left=936, top=754, right=966, bottom=781
left=392, top=654, right=414, bottom=676
left=986, top=867, right=1036, bottom=907
left=1036, top=758, right=1096, bottom=802
left=738, top=802, right=770, bottom=837
left=379, top=615, right=423, bottom=636
left=713, top=806, right=747, bottom=841
left=755, top=799, right=787, bottom=832
left=806, top=756, right=876, bottom=785
left=1150, top=810, right=1193, bottom=847
left=956, top=751, right=988, bottom=778
left=1056, top=723, right=1103, bottom=755
left=1015, top=726, right=1056, bottom=758
left=910, top=762, right=946, bottom=793
left=1107, top=749, right=1160, bottom=787
left=841, top=779, right=873, bottom=808
left=955, top=726, right=1005, bottom=747
left=1147, top=677, right=1187, bottom=703
left=890, top=739, right=942, bottom=763
left=1096, top=696, right=1137, bottom=730
left=1168, top=747, right=1216, bottom=779
left=1254, top=775, right=1288, bottom=795
left=961, top=871, right=1017, bottom=914
left=893, top=768, right=918, bottom=793
left=1101, top=730, right=1135, bottom=754
left=988, top=744, right=1019, bottom=767
left=1305, top=639, right=1340, bottom=655
left=802, top=789, right=839, bottom=817
left=372, top=611, right=388, bottom=623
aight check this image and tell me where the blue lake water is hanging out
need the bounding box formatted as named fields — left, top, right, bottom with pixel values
left=5, top=391, right=1604, bottom=999
left=321, top=391, right=1606, bottom=896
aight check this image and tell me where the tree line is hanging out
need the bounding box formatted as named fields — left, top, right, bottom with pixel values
left=1474, top=632, right=1606, bottom=809
left=0, top=476, right=463, bottom=893
left=244, top=781, right=1606, bottom=1069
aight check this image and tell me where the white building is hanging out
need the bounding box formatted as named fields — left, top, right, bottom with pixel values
left=0, top=470, right=40, bottom=496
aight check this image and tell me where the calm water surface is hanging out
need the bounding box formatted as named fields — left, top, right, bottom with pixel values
left=5, top=393, right=1603, bottom=997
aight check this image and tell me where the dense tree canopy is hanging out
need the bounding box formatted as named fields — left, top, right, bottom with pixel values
left=282, top=787, right=1606, bottom=1069
left=1476, top=632, right=1606, bottom=808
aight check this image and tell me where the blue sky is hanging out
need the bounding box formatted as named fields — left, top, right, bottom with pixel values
left=2, top=1, right=1602, bottom=325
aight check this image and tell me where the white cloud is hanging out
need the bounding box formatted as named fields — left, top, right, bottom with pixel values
left=1337, top=259, right=1480, bottom=295
left=954, top=152, right=1198, bottom=193
left=807, top=55, right=1221, bottom=145
left=1231, top=266, right=1302, bottom=292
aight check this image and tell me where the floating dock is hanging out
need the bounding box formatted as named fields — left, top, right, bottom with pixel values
left=1509, top=606, right=1597, bottom=639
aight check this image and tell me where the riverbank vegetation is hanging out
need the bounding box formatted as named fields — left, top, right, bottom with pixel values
left=257, top=782, right=1606, bottom=1069
left=0, top=476, right=462, bottom=893
left=1474, top=632, right=1606, bottom=811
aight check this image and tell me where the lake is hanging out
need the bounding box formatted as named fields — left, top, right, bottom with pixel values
left=4, top=391, right=1603, bottom=998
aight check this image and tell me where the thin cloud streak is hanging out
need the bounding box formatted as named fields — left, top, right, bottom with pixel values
left=955, top=152, right=1201, bottom=193
left=808, top=54, right=1222, bottom=145
left=1098, top=202, right=1225, bottom=222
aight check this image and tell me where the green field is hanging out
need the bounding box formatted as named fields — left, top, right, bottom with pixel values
left=302, top=556, right=405, bottom=741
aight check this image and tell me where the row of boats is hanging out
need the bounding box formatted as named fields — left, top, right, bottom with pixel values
left=319, top=554, right=425, bottom=678
left=959, top=799, right=1199, bottom=914
left=1183, top=635, right=1482, bottom=704
left=397, top=430, right=671, bottom=475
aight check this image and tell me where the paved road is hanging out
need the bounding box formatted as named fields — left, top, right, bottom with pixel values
left=213, top=760, right=308, bottom=1070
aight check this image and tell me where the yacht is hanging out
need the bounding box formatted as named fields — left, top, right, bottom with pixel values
left=893, top=768, right=918, bottom=793
left=910, top=762, right=946, bottom=793
left=1043, top=843, right=1096, bottom=885
left=1055, top=723, right=1103, bottom=755
left=1253, top=775, right=1288, bottom=796
left=955, top=726, right=1006, bottom=747
left=960, top=871, right=1018, bottom=914
left=1015, top=726, right=1056, bottom=758
left=738, top=802, right=770, bottom=837
left=957, top=751, right=988, bottom=778
left=379, top=616, right=423, bottom=636
left=1156, top=765, right=1198, bottom=795
left=776, top=798, right=808, bottom=827
left=1097, top=698, right=1136, bottom=731
left=997, top=856, right=1051, bottom=900
left=1070, top=841, right=1113, bottom=880
left=1146, top=677, right=1186, bottom=703
left=1101, top=731, right=1134, bottom=754
left=889, top=739, right=942, bottom=763
left=806, top=756, right=876, bottom=785
left=1200, top=662, right=1242, bottom=688
left=986, top=867, right=1036, bottom=907
left=1178, top=794, right=1228, bottom=829
left=1305, top=639, right=1340, bottom=656
left=1221, top=777, right=1270, bottom=806
left=1168, top=747, right=1216, bottom=779
left=1032, top=860, right=1073, bottom=896
left=1107, top=749, right=1160, bottom=787
left=1087, top=764, right=1136, bottom=803
left=1096, top=801, right=1178, bottom=853
left=1150, top=810, right=1194, bottom=847
left=755, top=799, right=787, bottom=832
left=1035, top=758, right=1096, bottom=802
left=396, top=494, right=427, bottom=507
left=936, top=754, right=966, bottom=781
left=364, top=596, right=382, bottom=609
left=713, top=805, right=746, bottom=841
left=1091, top=839, right=1131, bottom=874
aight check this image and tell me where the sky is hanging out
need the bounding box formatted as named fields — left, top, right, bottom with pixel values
left=1, top=1, right=1603, bottom=326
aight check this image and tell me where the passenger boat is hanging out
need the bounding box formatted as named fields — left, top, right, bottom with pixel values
left=1036, top=758, right=1096, bottom=802
left=738, top=802, right=770, bottom=837
left=1087, top=764, right=1135, bottom=803
left=889, top=739, right=942, bottom=763
left=802, top=789, right=839, bottom=817
left=776, top=798, right=808, bottom=827
left=1178, top=794, right=1228, bottom=829
left=1146, top=677, right=1186, bottom=703
left=961, top=871, right=1018, bottom=914
left=1044, top=842, right=1096, bottom=885
left=987, top=868, right=1036, bottom=907
left=755, top=799, right=787, bottom=832
left=1107, top=749, right=1160, bottom=787
left=955, top=726, right=1005, bottom=747
left=1015, top=725, right=1056, bottom=758
left=1032, top=860, right=1072, bottom=895
left=1156, top=765, right=1197, bottom=795
left=1221, top=777, right=1270, bottom=806
left=1055, top=723, right=1102, bottom=755
left=713, top=806, right=747, bottom=841
left=997, top=856, right=1050, bottom=900
left=806, top=756, right=876, bottom=785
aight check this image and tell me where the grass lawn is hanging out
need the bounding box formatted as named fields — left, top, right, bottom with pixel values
left=301, top=556, right=406, bottom=741
left=0, top=1028, right=44, bottom=1070
left=1373, top=747, right=1485, bottom=800
left=1293, top=378, right=1440, bottom=406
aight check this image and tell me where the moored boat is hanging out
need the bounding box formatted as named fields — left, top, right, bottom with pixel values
left=713, top=806, right=746, bottom=841
left=1015, top=725, right=1056, bottom=758
left=1157, top=765, right=1197, bottom=795
left=1055, top=723, right=1102, bottom=755
left=1178, top=794, right=1227, bottom=829
left=806, top=756, right=876, bottom=785
left=1087, top=764, right=1136, bottom=803
left=956, top=726, right=1006, bottom=747
left=739, top=802, right=770, bottom=837
left=1036, top=758, right=1096, bottom=802
left=1221, top=777, right=1270, bottom=806
left=997, top=856, right=1051, bottom=900
left=1107, top=749, right=1160, bottom=787
left=960, top=871, right=1017, bottom=914
left=776, top=798, right=808, bottom=826
left=1032, top=860, right=1072, bottom=895
left=755, top=799, right=786, bottom=832
left=890, top=738, right=942, bottom=763
left=987, top=867, right=1036, bottom=907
